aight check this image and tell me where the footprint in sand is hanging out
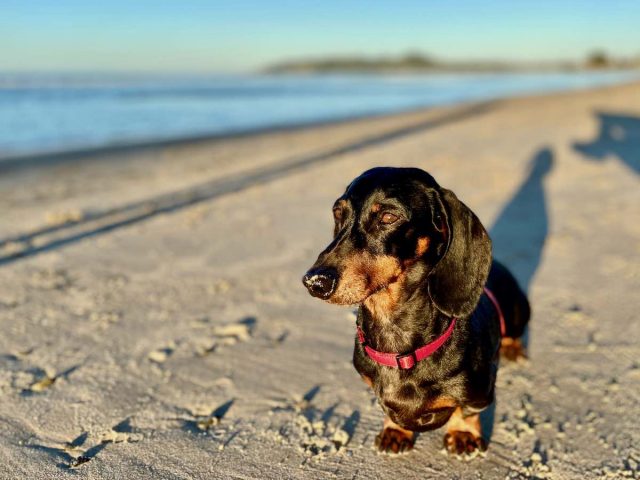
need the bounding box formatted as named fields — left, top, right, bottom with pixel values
left=146, top=317, right=257, bottom=364
left=0, top=292, right=24, bottom=309
left=270, top=329, right=289, bottom=346
left=207, top=279, right=233, bottom=295
left=148, top=346, right=175, bottom=364
left=28, top=268, right=72, bottom=290
left=270, top=385, right=359, bottom=457
left=70, top=418, right=142, bottom=468
left=89, top=310, right=122, bottom=329
left=211, top=317, right=256, bottom=345
left=44, top=209, right=84, bottom=226
left=22, top=365, right=79, bottom=395
left=25, top=418, right=142, bottom=470
left=195, top=317, right=257, bottom=356
left=176, top=399, right=235, bottom=434
left=99, top=418, right=144, bottom=445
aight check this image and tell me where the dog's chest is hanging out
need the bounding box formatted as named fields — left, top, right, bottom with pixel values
left=374, top=372, right=457, bottom=430
left=375, top=371, right=445, bottom=406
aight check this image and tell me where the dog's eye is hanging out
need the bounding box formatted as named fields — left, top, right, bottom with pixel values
left=380, top=212, right=398, bottom=225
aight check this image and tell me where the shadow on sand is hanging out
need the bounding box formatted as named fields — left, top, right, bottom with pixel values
left=490, top=147, right=554, bottom=294
left=0, top=101, right=495, bottom=267
left=573, top=111, right=640, bottom=174
left=481, top=147, right=554, bottom=443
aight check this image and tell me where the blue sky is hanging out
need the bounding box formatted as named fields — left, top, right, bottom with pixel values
left=1, top=0, right=639, bottom=73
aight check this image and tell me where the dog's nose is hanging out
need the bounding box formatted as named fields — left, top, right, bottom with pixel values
left=302, top=268, right=338, bottom=299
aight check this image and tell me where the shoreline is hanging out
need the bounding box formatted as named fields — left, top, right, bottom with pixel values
left=2, top=77, right=640, bottom=172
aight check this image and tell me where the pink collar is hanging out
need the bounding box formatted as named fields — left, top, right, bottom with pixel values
left=356, top=286, right=504, bottom=370
left=483, top=286, right=506, bottom=337
left=357, top=317, right=456, bottom=370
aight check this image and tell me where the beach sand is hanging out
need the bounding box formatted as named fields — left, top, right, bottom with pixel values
left=0, top=81, right=639, bottom=479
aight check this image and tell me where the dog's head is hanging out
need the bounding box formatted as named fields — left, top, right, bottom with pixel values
left=302, top=167, right=492, bottom=317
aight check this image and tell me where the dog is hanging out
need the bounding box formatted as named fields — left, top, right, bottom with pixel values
left=302, top=167, right=529, bottom=455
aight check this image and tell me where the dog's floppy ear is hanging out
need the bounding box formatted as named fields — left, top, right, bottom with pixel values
left=427, top=188, right=492, bottom=317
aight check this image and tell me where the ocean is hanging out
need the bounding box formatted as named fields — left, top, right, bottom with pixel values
left=1, top=70, right=639, bottom=159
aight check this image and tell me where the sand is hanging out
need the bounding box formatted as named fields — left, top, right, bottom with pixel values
left=0, top=81, right=639, bottom=479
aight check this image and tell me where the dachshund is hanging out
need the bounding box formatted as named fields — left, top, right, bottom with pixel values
left=302, top=167, right=529, bottom=455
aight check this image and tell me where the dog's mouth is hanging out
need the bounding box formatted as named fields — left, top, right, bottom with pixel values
left=356, top=274, right=403, bottom=304
left=319, top=254, right=406, bottom=306
left=366, top=282, right=390, bottom=298
left=326, top=282, right=385, bottom=306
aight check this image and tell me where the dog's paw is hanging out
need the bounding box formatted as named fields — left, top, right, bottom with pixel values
left=500, top=337, right=527, bottom=361
left=375, top=427, right=414, bottom=454
left=443, top=430, right=487, bottom=455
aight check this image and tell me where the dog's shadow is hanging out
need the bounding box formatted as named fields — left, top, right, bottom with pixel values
left=481, top=147, right=554, bottom=443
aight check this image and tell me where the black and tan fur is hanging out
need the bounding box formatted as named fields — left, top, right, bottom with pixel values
left=302, top=167, right=529, bottom=455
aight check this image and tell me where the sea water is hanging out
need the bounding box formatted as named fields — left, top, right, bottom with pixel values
left=1, top=70, right=639, bottom=159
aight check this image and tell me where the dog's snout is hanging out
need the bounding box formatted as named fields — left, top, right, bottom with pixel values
left=302, top=267, right=338, bottom=299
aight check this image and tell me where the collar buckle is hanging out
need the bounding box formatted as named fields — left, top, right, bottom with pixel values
left=396, top=351, right=417, bottom=370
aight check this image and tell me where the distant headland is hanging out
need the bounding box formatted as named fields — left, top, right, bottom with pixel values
left=263, top=51, right=640, bottom=74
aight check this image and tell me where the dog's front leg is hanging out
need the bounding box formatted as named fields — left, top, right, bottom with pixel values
left=443, top=407, right=487, bottom=455
left=375, top=416, right=415, bottom=453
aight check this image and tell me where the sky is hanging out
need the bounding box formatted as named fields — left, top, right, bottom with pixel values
left=1, top=0, right=640, bottom=73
